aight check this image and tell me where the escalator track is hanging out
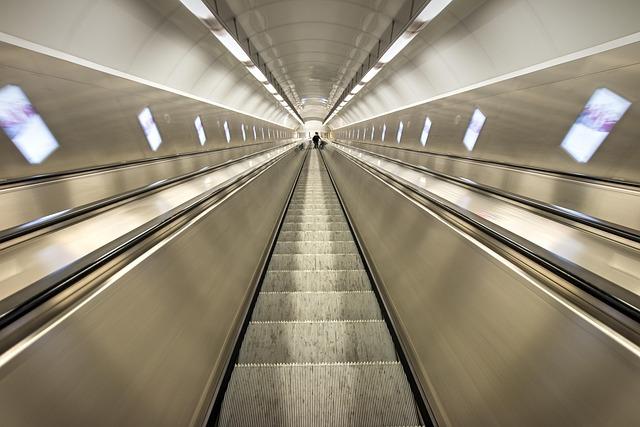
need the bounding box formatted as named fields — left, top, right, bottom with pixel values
left=216, top=149, right=424, bottom=426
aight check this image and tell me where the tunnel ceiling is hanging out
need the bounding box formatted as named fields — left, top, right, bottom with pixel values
left=224, top=0, right=406, bottom=121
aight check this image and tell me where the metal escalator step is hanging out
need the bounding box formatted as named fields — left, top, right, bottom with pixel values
left=217, top=362, right=421, bottom=427
left=238, top=321, right=397, bottom=363
left=252, top=291, right=382, bottom=321
left=284, top=215, right=346, bottom=223
left=268, top=254, right=364, bottom=270
left=274, top=241, right=358, bottom=254
left=262, top=269, right=370, bottom=292
left=286, top=207, right=344, bottom=215
left=281, top=222, right=350, bottom=231
left=277, top=230, right=354, bottom=242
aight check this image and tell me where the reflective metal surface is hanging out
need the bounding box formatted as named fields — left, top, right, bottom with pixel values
left=0, top=146, right=304, bottom=426
left=0, top=144, right=294, bottom=312
left=0, top=142, right=288, bottom=234
left=0, top=39, right=295, bottom=181
left=323, top=146, right=640, bottom=427
left=337, top=140, right=640, bottom=233
left=333, top=143, right=640, bottom=311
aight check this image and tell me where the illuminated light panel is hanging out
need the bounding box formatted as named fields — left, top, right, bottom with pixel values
left=195, top=115, right=206, bottom=145
left=420, top=116, right=432, bottom=146
left=397, top=121, right=404, bottom=144
left=561, top=88, right=631, bottom=163
left=371, top=125, right=375, bottom=141
left=0, top=84, right=59, bottom=164
left=253, top=125, right=257, bottom=140
left=224, top=120, right=231, bottom=143
left=138, top=107, right=163, bottom=151
left=326, top=0, right=452, bottom=125
left=356, top=128, right=360, bottom=139
left=463, top=108, right=486, bottom=151
left=241, top=123, right=246, bottom=142
left=381, top=124, right=387, bottom=142
left=261, top=127, right=265, bottom=139
left=415, top=0, right=454, bottom=25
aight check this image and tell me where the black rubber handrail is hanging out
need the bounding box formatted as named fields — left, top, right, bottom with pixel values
left=336, top=139, right=640, bottom=189
left=0, top=145, right=297, bottom=330
left=333, top=141, right=640, bottom=244
left=335, top=146, right=640, bottom=324
left=0, top=142, right=300, bottom=245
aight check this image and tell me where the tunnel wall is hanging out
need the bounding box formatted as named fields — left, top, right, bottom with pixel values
left=0, top=0, right=293, bottom=127
left=0, top=39, right=295, bottom=181
left=329, top=0, right=640, bottom=182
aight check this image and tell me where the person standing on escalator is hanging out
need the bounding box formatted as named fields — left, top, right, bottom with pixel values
left=312, top=132, right=320, bottom=149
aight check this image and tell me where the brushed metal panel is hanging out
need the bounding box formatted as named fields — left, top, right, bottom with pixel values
left=338, top=140, right=640, bottom=232
left=0, top=40, right=295, bottom=181
left=0, top=148, right=305, bottom=426
left=323, top=147, right=640, bottom=427
left=0, top=142, right=287, bottom=233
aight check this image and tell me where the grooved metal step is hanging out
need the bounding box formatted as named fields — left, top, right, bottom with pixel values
left=217, top=151, right=421, bottom=426
left=277, top=230, right=355, bottom=242
left=262, top=269, right=370, bottom=292
left=217, top=363, right=422, bottom=427
left=274, top=240, right=358, bottom=254
left=281, top=222, right=351, bottom=231
left=252, top=291, right=382, bottom=321
left=268, top=254, right=365, bottom=270
left=238, top=321, right=397, bottom=363
left=284, top=214, right=347, bottom=223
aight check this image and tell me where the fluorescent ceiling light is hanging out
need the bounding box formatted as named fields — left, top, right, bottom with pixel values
left=379, top=33, right=415, bottom=64
left=265, top=84, right=278, bottom=94
left=179, top=0, right=300, bottom=124
left=361, top=67, right=381, bottom=83
left=179, top=0, right=214, bottom=20
left=415, top=0, right=453, bottom=25
left=247, top=66, right=268, bottom=83
left=327, top=0, right=452, bottom=125
left=275, top=94, right=284, bottom=101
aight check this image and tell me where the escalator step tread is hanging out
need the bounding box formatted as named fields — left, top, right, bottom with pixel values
left=274, top=240, right=358, bottom=254
left=281, top=222, right=350, bottom=231
left=238, top=321, right=397, bottom=364
left=262, top=269, right=370, bottom=292
left=252, top=291, right=381, bottom=321
left=277, top=230, right=354, bottom=241
left=218, top=363, right=422, bottom=427
left=268, top=253, right=364, bottom=270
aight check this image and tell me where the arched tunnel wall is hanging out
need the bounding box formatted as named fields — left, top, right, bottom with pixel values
left=329, top=0, right=640, bottom=183
left=0, top=1, right=299, bottom=181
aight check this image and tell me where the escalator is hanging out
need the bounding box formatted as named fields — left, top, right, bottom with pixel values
left=216, top=149, right=423, bottom=426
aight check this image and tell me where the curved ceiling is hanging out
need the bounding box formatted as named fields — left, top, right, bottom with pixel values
left=226, top=0, right=406, bottom=120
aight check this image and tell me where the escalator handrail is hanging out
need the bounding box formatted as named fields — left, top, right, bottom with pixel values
left=0, top=145, right=298, bottom=330
left=0, top=141, right=303, bottom=245
left=332, top=145, right=640, bottom=325
left=331, top=140, right=640, bottom=244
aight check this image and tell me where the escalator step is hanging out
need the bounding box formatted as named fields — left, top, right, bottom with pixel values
left=277, top=230, right=354, bottom=241
left=252, top=291, right=381, bottom=321
left=217, top=362, right=422, bottom=427
left=281, top=222, right=350, bottom=231
left=284, top=214, right=347, bottom=223
left=268, top=254, right=364, bottom=270
left=238, top=321, right=397, bottom=363
left=262, top=269, right=370, bottom=292
left=274, top=240, right=358, bottom=254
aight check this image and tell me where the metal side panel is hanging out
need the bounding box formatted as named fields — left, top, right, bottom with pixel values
left=0, top=150, right=305, bottom=426
left=322, top=147, right=640, bottom=427
left=341, top=141, right=640, bottom=235
left=0, top=142, right=288, bottom=234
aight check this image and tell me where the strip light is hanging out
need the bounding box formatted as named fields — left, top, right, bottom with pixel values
left=179, top=0, right=302, bottom=125
left=325, top=0, right=452, bottom=124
